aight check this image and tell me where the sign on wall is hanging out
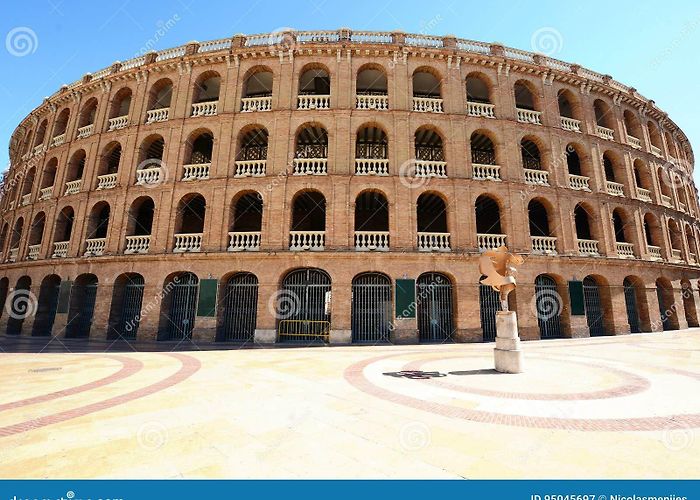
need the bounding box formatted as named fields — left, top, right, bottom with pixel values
left=568, top=280, right=585, bottom=316
left=395, top=278, right=416, bottom=319
left=197, top=279, right=218, bottom=317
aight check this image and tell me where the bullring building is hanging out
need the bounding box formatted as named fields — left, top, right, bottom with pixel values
left=0, top=29, right=698, bottom=345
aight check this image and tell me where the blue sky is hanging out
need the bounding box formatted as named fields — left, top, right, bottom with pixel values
left=1, top=0, right=698, bottom=180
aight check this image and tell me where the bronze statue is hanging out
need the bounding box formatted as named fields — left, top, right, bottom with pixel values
left=478, top=246, right=525, bottom=311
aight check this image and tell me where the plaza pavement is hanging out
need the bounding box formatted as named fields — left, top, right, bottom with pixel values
left=0, top=329, right=699, bottom=479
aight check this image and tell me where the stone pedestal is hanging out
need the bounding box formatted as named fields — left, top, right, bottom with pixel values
left=494, top=311, right=524, bottom=373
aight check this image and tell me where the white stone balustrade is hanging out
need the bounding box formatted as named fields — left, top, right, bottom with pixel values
left=356, top=94, right=388, bottom=110
left=8, top=247, right=18, bottom=263
left=516, top=108, right=541, bottom=125
left=39, top=186, right=53, bottom=200
left=228, top=231, right=261, bottom=252
left=234, top=160, right=266, bottom=177
left=191, top=101, right=218, bottom=117
left=414, top=160, right=447, bottom=178
left=472, top=163, right=501, bottom=181
left=531, top=236, right=557, bottom=255
left=182, top=163, right=210, bottom=181
left=524, top=168, right=549, bottom=186
left=241, top=96, right=272, bottom=112
left=52, top=241, right=69, bottom=258
left=418, top=232, right=451, bottom=252
left=355, top=231, right=389, bottom=251
left=596, top=125, right=614, bottom=141
left=289, top=231, right=325, bottom=251
left=679, top=202, right=687, bottom=213
left=50, top=134, right=65, bottom=147
left=173, top=233, right=202, bottom=253
left=108, top=115, right=129, bottom=131
left=671, top=248, right=682, bottom=261
left=690, top=253, right=697, bottom=265
left=477, top=233, right=507, bottom=252
left=560, top=117, right=581, bottom=132
left=27, top=244, right=40, bottom=261
left=21, top=194, right=31, bottom=206
left=96, top=173, right=118, bottom=190
left=606, top=181, right=625, bottom=197
left=636, top=187, right=652, bottom=203
left=355, top=159, right=389, bottom=176
left=577, top=239, right=600, bottom=256
left=146, top=108, right=169, bottom=124
left=651, top=145, right=662, bottom=157
left=33, top=145, right=44, bottom=156
left=467, top=102, right=495, bottom=118
left=293, top=158, right=327, bottom=175
left=648, top=245, right=662, bottom=261
left=412, top=97, right=443, bottom=113
left=136, top=167, right=163, bottom=185
left=77, top=124, right=94, bottom=139
left=661, top=194, right=673, bottom=207
left=125, top=235, right=150, bottom=254
left=627, top=135, right=641, bottom=149
left=84, top=238, right=106, bottom=256
left=569, top=174, right=591, bottom=191
left=616, top=242, right=635, bottom=259
left=297, top=95, right=330, bottom=110
left=64, top=179, right=82, bottom=195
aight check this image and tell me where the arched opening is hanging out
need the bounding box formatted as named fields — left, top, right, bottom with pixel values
left=125, top=196, right=154, bottom=254
left=520, top=138, right=542, bottom=170
left=28, top=212, right=45, bottom=259
left=107, top=273, right=145, bottom=340
left=602, top=151, right=625, bottom=196
left=417, top=192, right=449, bottom=251
left=535, top=274, right=564, bottom=338
left=294, top=124, right=328, bottom=175
left=566, top=144, right=583, bottom=176
left=356, top=66, right=388, bottom=107
left=557, top=89, right=581, bottom=121
left=656, top=278, right=678, bottom=331
left=137, top=135, right=165, bottom=184
left=78, top=97, right=98, bottom=130
left=9, top=217, right=24, bottom=258
left=52, top=108, right=70, bottom=142
left=612, top=208, right=629, bottom=243
left=148, top=78, right=172, bottom=110
left=277, top=268, right=331, bottom=343
left=623, top=109, right=643, bottom=144
left=466, top=73, right=491, bottom=103
left=414, top=127, right=446, bottom=177
left=66, top=149, right=86, bottom=182
left=186, top=130, right=214, bottom=164
left=217, top=272, right=258, bottom=342
left=53, top=206, right=74, bottom=252
left=228, top=192, right=263, bottom=251
left=34, top=120, right=48, bottom=148
left=97, top=142, right=121, bottom=189
left=417, top=272, right=454, bottom=342
left=475, top=194, right=503, bottom=251
left=647, top=121, right=663, bottom=152
left=66, top=274, right=98, bottom=338
left=41, top=157, right=58, bottom=190
left=470, top=131, right=497, bottom=167
left=0, top=224, right=8, bottom=256
left=643, top=213, right=663, bottom=258
left=109, top=87, right=132, bottom=122
left=6, top=276, right=32, bottom=335
left=612, top=208, right=635, bottom=258
left=192, top=72, right=220, bottom=105
left=514, top=80, right=537, bottom=111
left=84, top=202, right=109, bottom=256
left=351, top=272, right=392, bottom=343
left=681, top=280, right=699, bottom=328
left=412, top=69, right=441, bottom=99
left=21, top=167, right=35, bottom=199
left=574, top=203, right=593, bottom=240
left=241, top=67, right=273, bottom=111
left=355, top=124, right=388, bottom=175
left=235, top=126, right=268, bottom=176
left=32, top=274, right=61, bottom=336
left=299, top=66, right=330, bottom=96
left=174, top=194, right=206, bottom=252
left=665, top=132, right=678, bottom=159
left=656, top=167, right=674, bottom=202
left=583, top=276, right=607, bottom=336
left=686, top=226, right=698, bottom=262
left=668, top=219, right=683, bottom=260
left=529, top=199, right=555, bottom=254
left=594, top=99, right=615, bottom=135
left=623, top=277, right=643, bottom=333
left=633, top=159, right=652, bottom=193
left=354, top=190, right=389, bottom=251
left=158, top=272, right=198, bottom=340
left=0, top=277, right=8, bottom=320
left=290, top=191, right=326, bottom=250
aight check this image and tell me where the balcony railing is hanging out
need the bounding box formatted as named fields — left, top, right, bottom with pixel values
left=606, top=181, right=625, bottom=197
left=661, top=194, right=673, bottom=207
left=355, top=231, right=389, bottom=251
left=297, top=94, right=330, bottom=110
left=651, top=145, right=662, bottom=157
left=472, top=163, right=501, bottom=181
left=616, top=242, right=635, bottom=259
left=84, top=238, right=106, bottom=256
left=412, top=97, right=443, bottom=113
left=52, top=241, right=69, bottom=258
left=467, top=102, right=495, bottom=118
left=627, top=135, right=641, bottom=149
left=228, top=231, right=261, bottom=252
left=234, top=159, right=266, bottom=177
left=356, top=94, right=388, bottom=110
left=524, top=168, right=549, bottom=186
left=64, top=179, right=82, bottom=195
left=191, top=101, right=218, bottom=117
left=568, top=174, right=590, bottom=191
left=76, top=124, right=94, bottom=139
left=516, top=108, right=541, bottom=125
left=289, top=231, right=325, bottom=251
left=21, top=193, right=31, bottom=206
left=647, top=245, right=662, bottom=261
left=560, top=117, right=581, bottom=132
left=39, top=186, right=53, bottom=200
left=636, top=187, right=652, bottom=203
left=50, top=134, right=65, bottom=147
left=125, top=235, right=150, bottom=254
left=577, top=239, right=600, bottom=256
left=136, top=167, right=164, bottom=186
left=107, top=115, right=129, bottom=131
left=27, top=244, right=40, bottom=261
left=417, top=232, right=451, bottom=252
left=293, top=158, right=327, bottom=176
left=671, top=248, right=683, bottom=262
left=531, top=236, right=557, bottom=255
left=173, top=233, right=202, bottom=253
left=8, top=247, right=18, bottom=263
left=477, top=233, right=507, bottom=252
left=241, top=96, right=272, bottom=112
left=96, top=173, right=118, bottom=190
left=146, top=108, right=169, bottom=124
left=355, top=158, right=389, bottom=176
left=182, top=163, right=211, bottom=181
left=596, top=125, right=614, bottom=141
left=414, top=160, right=447, bottom=178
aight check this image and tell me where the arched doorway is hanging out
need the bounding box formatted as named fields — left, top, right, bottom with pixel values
left=66, top=274, right=98, bottom=338
left=159, top=272, right=199, bottom=340
left=351, top=273, right=392, bottom=343
left=535, top=275, right=563, bottom=338
left=278, top=268, right=331, bottom=343
left=583, top=276, right=606, bottom=336
left=417, top=272, right=454, bottom=342
left=217, top=273, right=258, bottom=342
left=7, top=276, right=32, bottom=336
left=32, top=275, right=61, bottom=336
left=108, top=274, right=145, bottom=340
left=623, top=277, right=642, bottom=333
left=681, top=280, right=699, bottom=328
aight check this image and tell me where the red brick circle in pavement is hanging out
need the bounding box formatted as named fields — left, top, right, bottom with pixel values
left=344, top=352, right=700, bottom=431
left=0, top=353, right=201, bottom=437
left=0, top=355, right=143, bottom=412
left=402, top=354, right=651, bottom=400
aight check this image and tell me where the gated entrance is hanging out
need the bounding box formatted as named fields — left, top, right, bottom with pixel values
left=32, top=275, right=61, bottom=336
left=479, top=280, right=500, bottom=342
left=110, top=274, right=145, bottom=340
left=417, top=272, right=454, bottom=342
left=277, top=268, right=331, bottom=343
left=7, top=276, right=31, bottom=336
left=656, top=282, right=673, bottom=331
left=218, top=272, right=258, bottom=342
left=351, top=272, right=392, bottom=343
left=66, top=275, right=98, bottom=338
left=623, top=278, right=641, bottom=333
left=162, top=272, right=198, bottom=340
left=535, top=274, right=563, bottom=338
left=583, top=276, right=605, bottom=336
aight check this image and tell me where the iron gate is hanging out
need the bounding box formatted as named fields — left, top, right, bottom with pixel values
left=32, top=279, right=60, bottom=336
left=417, top=273, right=454, bottom=343
left=583, top=277, right=605, bottom=336
left=534, top=275, right=563, bottom=339
left=218, top=273, right=258, bottom=342
left=351, top=273, right=392, bottom=343
left=114, top=275, right=145, bottom=340
left=657, top=285, right=671, bottom=331
left=6, top=285, right=31, bottom=336
left=163, top=273, right=198, bottom=340
left=623, top=279, right=641, bottom=333
left=479, top=281, right=500, bottom=342
left=278, top=268, right=331, bottom=343
left=66, top=278, right=98, bottom=338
